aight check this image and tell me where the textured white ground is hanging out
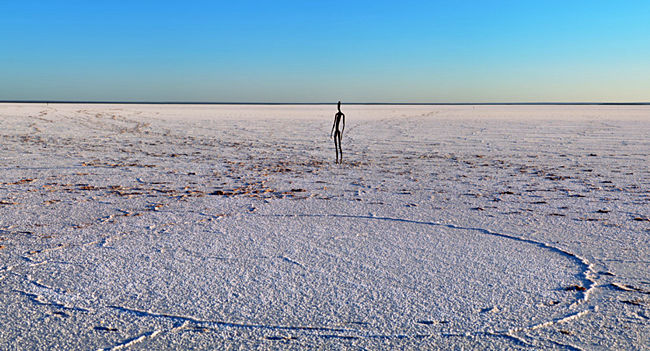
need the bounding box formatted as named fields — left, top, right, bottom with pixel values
left=0, top=103, right=648, bottom=350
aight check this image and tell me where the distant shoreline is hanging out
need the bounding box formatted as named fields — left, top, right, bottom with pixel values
left=1, top=100, right=649, bottom=106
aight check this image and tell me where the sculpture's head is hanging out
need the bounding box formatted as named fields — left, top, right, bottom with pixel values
left=337, top=101, right=341, bottom=111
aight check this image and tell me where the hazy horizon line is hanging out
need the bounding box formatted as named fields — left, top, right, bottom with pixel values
left=2, top=100, right=650, bottom=106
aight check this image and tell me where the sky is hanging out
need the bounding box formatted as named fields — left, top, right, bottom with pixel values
left=1, top=1, right=649, bottom=103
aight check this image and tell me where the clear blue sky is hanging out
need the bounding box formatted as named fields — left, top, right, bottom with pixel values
left=1, top=1, right=649, bottom=102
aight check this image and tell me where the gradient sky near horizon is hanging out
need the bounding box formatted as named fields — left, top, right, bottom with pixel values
left=1, top=1, right=649, bottom=102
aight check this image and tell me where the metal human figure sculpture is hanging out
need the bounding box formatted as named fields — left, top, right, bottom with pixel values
left=330, top=101, right=345, bottom=164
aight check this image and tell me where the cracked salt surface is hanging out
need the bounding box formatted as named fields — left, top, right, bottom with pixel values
left=0, top=103, right=648, bottom=349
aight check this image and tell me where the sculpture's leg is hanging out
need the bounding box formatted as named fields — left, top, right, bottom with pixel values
left=334, top=135, right=339, bottom=163
left=338, top=134, right=343, bottom=163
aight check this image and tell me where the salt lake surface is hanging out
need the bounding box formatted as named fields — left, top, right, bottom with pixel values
left=0, top=104, right=648, bottom=349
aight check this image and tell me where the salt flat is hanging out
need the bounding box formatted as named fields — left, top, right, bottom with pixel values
left=0, top=103, right=648, bottom=350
